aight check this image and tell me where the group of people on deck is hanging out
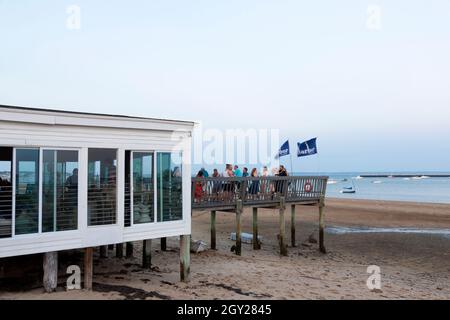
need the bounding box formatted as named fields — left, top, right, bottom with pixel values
left=194, top=164, right=289, bottom=201
left=196, top=164, right=289, bottom=179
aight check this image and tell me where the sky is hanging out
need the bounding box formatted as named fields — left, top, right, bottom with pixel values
left=1, top=1, right=450, bottom=172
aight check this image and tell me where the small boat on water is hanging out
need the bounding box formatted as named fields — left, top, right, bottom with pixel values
left=411, top=175, right=430, bottom=180
left=340, top=181, right=356, bottom=194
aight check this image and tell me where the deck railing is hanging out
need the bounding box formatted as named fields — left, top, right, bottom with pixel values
left=192, top=176, right=328, bottom=209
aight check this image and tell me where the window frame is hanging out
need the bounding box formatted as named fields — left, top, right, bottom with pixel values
left=11, top=147, right=81, bottom=238
left=0, top=147, right=13, bottom=239
left=130, top=150, right=156, bottom=226
left=126, top=150, right=185, bottom=226
left=155, top=151, right=184, bottom=223
left=87, top=148, right=119, bottom=227
left=41, top=147, right=80, bottom=233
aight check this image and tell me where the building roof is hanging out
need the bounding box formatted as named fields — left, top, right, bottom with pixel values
left=0, top=104, right=196, bottom=132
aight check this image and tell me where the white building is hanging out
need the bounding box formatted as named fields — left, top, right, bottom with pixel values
left=0, top=105, right=194, bottom=288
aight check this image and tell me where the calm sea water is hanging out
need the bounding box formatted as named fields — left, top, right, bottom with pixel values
left=300, top=172, right=450, bottom=204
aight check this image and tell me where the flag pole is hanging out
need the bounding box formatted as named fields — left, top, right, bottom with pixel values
left=290, top=151, right=294, bottom=175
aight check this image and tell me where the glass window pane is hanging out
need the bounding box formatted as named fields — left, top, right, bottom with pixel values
left=157, top=152, right=182, bottom=222
left=88, top=149, right=117, bottom=226
left=15, top=149, right=39, bottom=235
left=0, top=147, right=13, bottom=238
left=124, top=151, right=131, bottom=227
left=42, top=150, right=78, bottom=232
left=133, top=152, right=154, bottom=224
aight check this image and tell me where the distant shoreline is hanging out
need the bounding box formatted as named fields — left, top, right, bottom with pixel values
left=359, top=174, right=450, bottom=178
left=326, top=196, right=450, bottom=207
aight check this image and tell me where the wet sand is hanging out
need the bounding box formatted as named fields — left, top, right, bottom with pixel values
left=1, top=198, right=449, bottom=300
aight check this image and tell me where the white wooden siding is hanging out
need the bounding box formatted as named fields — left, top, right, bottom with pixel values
left=0, top=107, right=193, bottom=258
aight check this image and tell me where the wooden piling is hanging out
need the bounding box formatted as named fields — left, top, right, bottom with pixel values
left=161, top=237, right=167, bottom=251
left=142, top=239, right=152, bottom=268
left=291, top=204, right=296, bottom=247
left=319, top=198, right=326, bottom=254
left=279, top=197, right=288, bottom=256
left=211, top=210, right=216, bottom=250
left=180, top=235, right=190, bottom=282
left=126, top=242, right=134, bottom=258
left=84, top=247, right=93, bottom=290
left=235, top=200, right=243, bottom=256
left=43, top=252, right=58, bottom=293
left=116, top=243, right=123, bottom=258
left=252, top=207, right=260, bottom=250
left=99, top=245, right=108, bottom=258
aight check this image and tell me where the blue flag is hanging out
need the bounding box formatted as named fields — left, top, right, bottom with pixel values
left=275, top=140, right=290, bottom=159
left=297, top=138, right=318, bottom=157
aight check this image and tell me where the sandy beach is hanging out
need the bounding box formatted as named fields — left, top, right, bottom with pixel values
left=1, top=198, right=449, bottom=300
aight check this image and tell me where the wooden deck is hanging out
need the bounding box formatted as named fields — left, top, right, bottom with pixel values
left=191, top=176, right=329, bottom=256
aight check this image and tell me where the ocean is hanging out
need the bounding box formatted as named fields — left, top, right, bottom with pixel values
left=304, top=172, right=450, bottom=204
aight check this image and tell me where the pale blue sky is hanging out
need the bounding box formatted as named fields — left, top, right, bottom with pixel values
left=1, top=1, right=450, bottom=172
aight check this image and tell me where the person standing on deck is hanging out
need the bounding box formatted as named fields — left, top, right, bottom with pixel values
left=242, top=167, right=249, bottom=177
left=234, top=165, right=242, bottom=177
left=211, top=169, right=221, bottom=200
left=212, top=169, right=220, bottom=178
left=260, top=166, right=269, bottom=196
left=223, top=164, right=234, bottom=177
left=222, top=164, right=234, bottom=200
left=200, top=167, right=209, bottom=178
left=194, top=170, right=204, bottom=202
left=249, top=168, right=260, bottom=199
left=275, top=165, right=288, bottom=194
left=278, top=165, right=288, bottom=177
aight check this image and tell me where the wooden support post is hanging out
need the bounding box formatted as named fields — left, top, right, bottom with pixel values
left=126, top=242, right=134, bottom=258
left=235, top=200, right=243, bottom=256
left=84, top=247, right=93, bottom=290
left=161, top=237, right=167, bottom=251
left=180, top=234, right=191, bottom=282
left=279, top=197, right=288, bottom=256
left=211, top=210, right=216, bottom=250
left=252, top=207, right=260, bottom=250
left=291, top=204, right=296, bottom=247
left=319, top=198, right=326, bottom=254
left=116, top=243, right=123, bottom=258
left=100, top=245, right=108, bottom=258
left=43, top=252, right=58, bottom=293
left=142, top=239, right=152, bottom=268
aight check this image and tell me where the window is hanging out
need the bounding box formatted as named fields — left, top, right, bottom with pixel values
left=42, top=150, right=78, bottom=232
left=124, top=151, right=131, bottom=227
left=15, top=149, right=39, bottom=235
left=132, top=152, right=154, bottom=224
left=0, top=147, right=13, bottom=238
left=157, top=152, right=183, bottom=222
left=88, top=149, right=117, bottom=226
